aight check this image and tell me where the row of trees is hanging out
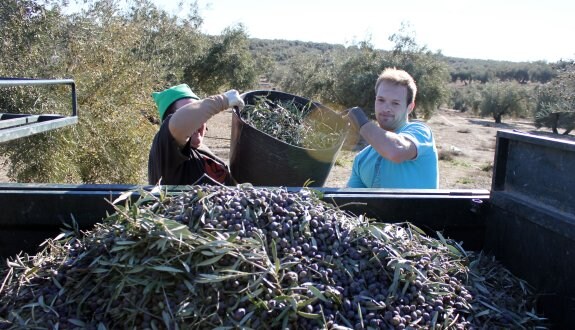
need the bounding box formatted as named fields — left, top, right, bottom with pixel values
left=450, top=82, right=533, bottom=123
left=449, top=61, right=575, bottom=129
left=251, top=37, right=573, bottom=129
left=447, top=59, right=556, bottom=84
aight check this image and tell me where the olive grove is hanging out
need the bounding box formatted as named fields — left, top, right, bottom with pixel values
left=2, top=0, right=570, bottom=185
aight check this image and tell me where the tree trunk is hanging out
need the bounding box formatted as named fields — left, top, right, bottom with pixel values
left=494, top=114, right=502, bottom=124
left=552, top=113, right=559, bottom=134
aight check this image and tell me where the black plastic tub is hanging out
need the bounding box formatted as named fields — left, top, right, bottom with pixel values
left=229, top=90, right=348, bottom=187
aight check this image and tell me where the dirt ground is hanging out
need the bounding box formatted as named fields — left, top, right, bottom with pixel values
left=0, top=108, right=545, bottom=188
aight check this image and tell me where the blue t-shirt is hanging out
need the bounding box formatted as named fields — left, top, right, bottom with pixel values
left=347, top=121, right=439, bottom=189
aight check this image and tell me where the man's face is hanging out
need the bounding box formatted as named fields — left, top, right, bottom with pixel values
left=374, top=81, right=414, bottom=132
left=172, top=98, right=206, bottom=148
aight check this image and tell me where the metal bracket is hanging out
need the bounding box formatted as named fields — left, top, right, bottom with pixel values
left=0, top=78, right=78, bottom=142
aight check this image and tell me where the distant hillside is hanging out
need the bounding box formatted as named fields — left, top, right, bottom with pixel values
left=248, top=38, right=556, bottom=84
left=249, top=38, right=346, bottom=64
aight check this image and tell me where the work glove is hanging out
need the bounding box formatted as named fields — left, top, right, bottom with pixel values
left=343, top=107, right=370, bottom=132
left=224, top=89, right=245, bottom=110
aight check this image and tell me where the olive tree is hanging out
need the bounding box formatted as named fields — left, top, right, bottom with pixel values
left=1, top=0, right=169, bottom=183
left=386, top=27, right=451, bottom=119
left=183, top=25, right=259, bottom=96
left=0, top=0, right=259, bottom=184
left=0, top=0, right=87, bottom=182
left=268, top=25, right=449, bottom=122
left=449, top=84, right=483, bottom=115
left=329, top=42, right=388, bottom=111
left=275, top=51, right=338, bottom=106
left=532, top=60, right=575, bottom=135
left=480, top=82, right=532, bottom=123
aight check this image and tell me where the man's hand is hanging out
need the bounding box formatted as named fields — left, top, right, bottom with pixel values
left=344, top=107, right=370, bottom=132
left=224, top=90, right=245, bottom=110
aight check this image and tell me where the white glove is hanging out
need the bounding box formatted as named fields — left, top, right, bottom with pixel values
left=224, top=89, right=245, bottom=110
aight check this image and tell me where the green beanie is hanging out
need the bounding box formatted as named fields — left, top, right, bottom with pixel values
left=152, top=84, right=199, bottom=121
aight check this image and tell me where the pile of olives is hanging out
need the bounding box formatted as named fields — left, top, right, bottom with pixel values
left=0, top=185, right=545, bottom=329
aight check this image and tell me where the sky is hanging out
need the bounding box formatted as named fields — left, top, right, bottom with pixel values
left=155, top=0, right=575, bottom=63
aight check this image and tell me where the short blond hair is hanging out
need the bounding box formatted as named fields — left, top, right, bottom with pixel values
left=375, top=68, right=417, bottom=105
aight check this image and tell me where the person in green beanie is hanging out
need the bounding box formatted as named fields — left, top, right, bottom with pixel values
left=148, top=84, right=244, bottom=185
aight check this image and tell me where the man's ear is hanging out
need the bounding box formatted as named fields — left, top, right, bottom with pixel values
left=407, top=102, right=416, bottom=113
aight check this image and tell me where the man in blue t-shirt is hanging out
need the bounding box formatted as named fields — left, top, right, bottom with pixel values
left=344, top=68, right=439, bottom=189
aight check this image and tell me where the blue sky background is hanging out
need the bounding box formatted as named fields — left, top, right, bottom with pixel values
left=156, top=0, right=574, bottom=63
